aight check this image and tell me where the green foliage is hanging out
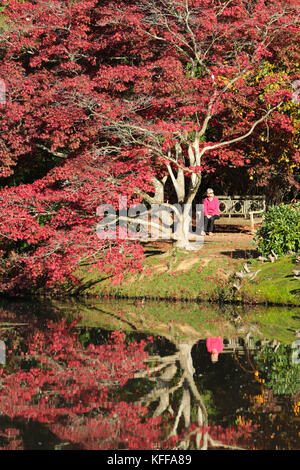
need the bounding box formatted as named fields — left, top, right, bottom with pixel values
left=255, top=203, right=300, bottom=256
left=256, top=344, right=300, bottom=395
left=185, top=62, right=205, bottom=79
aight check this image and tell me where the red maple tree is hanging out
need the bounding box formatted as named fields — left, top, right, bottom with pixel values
left=0, top=0, right=299, bottom=290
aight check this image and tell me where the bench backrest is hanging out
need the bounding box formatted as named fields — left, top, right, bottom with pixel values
left=215, top=195, right=266, bottom=217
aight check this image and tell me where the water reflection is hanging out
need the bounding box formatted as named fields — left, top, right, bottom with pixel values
left=0, top=298, right=299, bottom=450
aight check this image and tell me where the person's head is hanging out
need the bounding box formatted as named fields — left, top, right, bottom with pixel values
left=211, top=349, right=219, bottom=363
left=207, top=188, right=214, bottom=199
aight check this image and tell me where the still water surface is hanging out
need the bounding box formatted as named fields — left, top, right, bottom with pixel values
left=0, top=297, right=299, bottom=450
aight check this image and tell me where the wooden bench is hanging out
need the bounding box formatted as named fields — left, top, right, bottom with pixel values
left=213, top=195, right=266, bottom=233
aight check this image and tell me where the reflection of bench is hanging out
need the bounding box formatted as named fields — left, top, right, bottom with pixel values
left=223, top=337, right=258, bottom=354
left=214, top=195, right=266, bottom=233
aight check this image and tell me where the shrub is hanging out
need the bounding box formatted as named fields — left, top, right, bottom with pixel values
left=255, top=202, right=300, bottom=256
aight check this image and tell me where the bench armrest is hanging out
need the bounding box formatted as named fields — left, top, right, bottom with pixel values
left=248, top=209, right=265, bottom=215
left=249, top=209, right=265, bottom=233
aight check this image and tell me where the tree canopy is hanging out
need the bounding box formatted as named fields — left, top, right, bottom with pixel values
left=0, top=0, right=299, bottom=291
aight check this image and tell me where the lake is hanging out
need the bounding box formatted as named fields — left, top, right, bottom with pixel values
left=0, top=296, right=299, bottom=450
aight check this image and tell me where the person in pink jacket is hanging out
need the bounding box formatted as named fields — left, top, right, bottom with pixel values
left=206, top=336, right=224, bottom=363
left=201, top=188, right=220, bottom=236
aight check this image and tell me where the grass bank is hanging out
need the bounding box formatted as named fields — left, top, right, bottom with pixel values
left=66, top=234, right=300, bottom=306
left=238, top=256, right=300, bottom=306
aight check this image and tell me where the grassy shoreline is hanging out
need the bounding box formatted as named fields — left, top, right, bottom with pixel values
left=64, top=236, right=300, bottom=306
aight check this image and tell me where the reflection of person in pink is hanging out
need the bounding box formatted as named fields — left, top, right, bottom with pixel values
left=206, top=336, right=223, bottom=363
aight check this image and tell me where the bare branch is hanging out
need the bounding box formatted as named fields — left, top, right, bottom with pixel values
left=199, top=103, right=282, bottom=157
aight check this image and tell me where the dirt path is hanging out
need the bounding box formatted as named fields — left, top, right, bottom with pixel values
left=202, top=232, right=256, bottom=258
left=146, top=232, right=256, bottom=276
left=148, top=232, right=256, bottom=260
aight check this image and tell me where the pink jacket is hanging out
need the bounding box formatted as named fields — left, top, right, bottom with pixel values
left=203, top=196, right=220, bottom=216
left=206, top=337, right=224, bottom=354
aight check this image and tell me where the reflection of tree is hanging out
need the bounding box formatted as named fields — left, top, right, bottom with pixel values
left=73, top=304, right=262, bottom=449
left=0, top=318, right=163, bottom=450
left=137, top=342, right=208, bottom=442
left=135, top=338, right=255, bottom=450
left=0, top=311, right=255, bottom=450
left=1, top=303, right=298, bottom=450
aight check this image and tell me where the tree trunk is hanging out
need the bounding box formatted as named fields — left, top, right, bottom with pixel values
left=173, top=210, right=193, bottom=250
